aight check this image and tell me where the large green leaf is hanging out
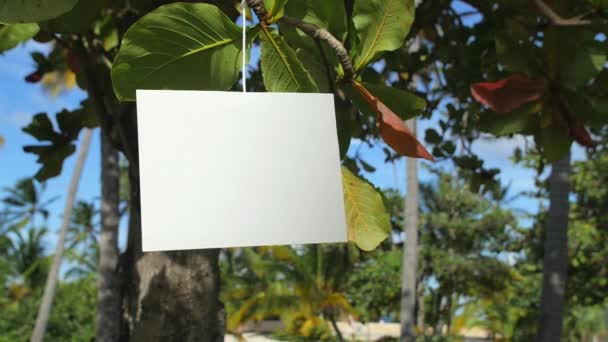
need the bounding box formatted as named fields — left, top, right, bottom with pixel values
left=0, top=0, right=78, bottom=24
left=260, top=29, right=318, bottom=92
left=0, top=23, right=38, bottom=52
left=535, top=124, right=572, bottom=162
left=351, top=0, right=415, bottom=73
left=263, top=0, right=289, bottom=22
left=283, top=0, right=347, bottom=41
left=44, top=0, right=102, bottom=33
left=350, top=82, right=426, bottom=120
left=477, top=101, right=541, bottom=136
left=561, top=42, right=606, bottom=90
left=280, top=0, right=347, bottom=91
left=544, top=27, right=606, bottom=89
left=495, top=19, right=538, bottom=74
left=341, top=166, right=390, bottom=251
left=112, top=3, right=245, bottom=101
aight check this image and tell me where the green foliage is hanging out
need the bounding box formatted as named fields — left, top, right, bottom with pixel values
left=222, top=244, right=357, bottom=340
left=111, top=3, right=247, bottom=101
left=350, top=81, right=426, bottom=121
left=44, top=0, right=103, bottom=34
left=477, top=101, right=541, bottom=136
left=535, top=122, right=573, bottom=162
left=351, top=0, right=415, bottom=72
left=281, top=0, right=347, bottom=91
left=0, top=178, right=99, bottom=341
left=263, top=0, right=289, bottom=22
left=0, top=24, right=39, bottom=53
left=0, top=0, right=78, bottom=24
left=284, top=0, right=347, bottom=42
left=260, top=28, right=318, bottom=92
left=342, top=167, right=391, bottom=251
left=345, top=250, right=401, bottom=321
left=22, top=106, right=97, bottom=181
left=418, top=171, right=518, bottom=328
left=0, top=278, right=97, bottom=342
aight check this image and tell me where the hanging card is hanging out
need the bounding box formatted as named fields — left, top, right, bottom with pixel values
left=136, top=90, right=347, bottom=251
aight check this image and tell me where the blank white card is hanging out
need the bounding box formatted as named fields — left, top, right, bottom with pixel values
left=136, top=90, right=347, bottom=252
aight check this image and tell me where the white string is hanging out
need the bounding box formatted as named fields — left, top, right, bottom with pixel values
left=241, top=0, right=247, bottom=93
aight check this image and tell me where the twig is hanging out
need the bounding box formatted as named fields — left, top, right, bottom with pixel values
left=245, top=0, right=269, bottom=24
left=245, top=0, right=354, bottom=80
left=533, top=0, right=591, bottom=26
left=281, top=16, right=354, bottom=80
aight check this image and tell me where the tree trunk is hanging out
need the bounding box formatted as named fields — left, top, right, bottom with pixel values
left=97, top=133, right=121, bottom=342
left=417, top=292, right=425, bottom=335
left=118, top=111, right=225, bottom=342
left=400, top=119, right=419, bottom=342
left=30, top=129, right=94, bottom=342
left=329, top=314, right=345, bottom=342
left=537, top=152, right=571, bottom=342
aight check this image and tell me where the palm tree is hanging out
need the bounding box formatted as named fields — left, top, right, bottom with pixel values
left=2, top=178, right=56, bottom=229
left=65, top=201, right=99, bottom=279
left=9, top=227, right=50, bottom=290
left=31, top=128, right=93, bottom=342
left=401, top=119, right=420, bottom=341
left=223, top=244, right=358, bottom=341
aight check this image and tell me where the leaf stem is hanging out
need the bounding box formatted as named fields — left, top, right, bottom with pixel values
left=533, top=0, right=591, bottom=26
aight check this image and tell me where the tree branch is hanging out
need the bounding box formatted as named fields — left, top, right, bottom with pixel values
left=245, top=0, right=354, bottom=80
left=281, top=15, right=354, bottom=81
left=245, top=0, right=269, bottom=24
left=72, top=39, right=115, bottom=141
left=533, top=0, right=591, bottom=26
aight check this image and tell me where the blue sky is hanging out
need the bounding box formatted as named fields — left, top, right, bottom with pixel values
left=0, top=2, right=587, bottom=254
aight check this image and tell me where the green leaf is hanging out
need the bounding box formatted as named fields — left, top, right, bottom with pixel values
left=260, top=29, right=318, bottom=92
left=350, top=82, right=426, bottom=120
left=0, top=0, right=78, bottom=24
left=0, top=23, right=39, bottom=52
left=544, top=27, right=606, bottom=88
left=281, top=0, right=347, bottom=91
left=283, top=0, right=347, bottom=41
left=425, top=128, right=441, bottom=144
left=562, top=91, right=608, bottom=128
left=561, top=42, right=606, bottom=90
left=341, top=166, right=391, bottom=251
left=23, top=144, right=76, bottom=181
left=56, top=109, right=91, bottom=140
left=495, top=19, right=537, bottom=74
left=22, top=113, right=58, bottom=142
left=112, top=3, right=246, bottom=101
left=477, top=101, right=542, bottom=136
left=535, top=124, right=572, bottom=162
left=263, top=0, right=289, bottom=22
left=335, top=94, right=353, bottom=159
left=44, top=0, right=102, bottom=34
left=351, top=0, right=415, bottom=73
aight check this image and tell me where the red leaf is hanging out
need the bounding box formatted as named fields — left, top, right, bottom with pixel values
left=471, top=74, right=548, bottom=113
left=570, top=123, right=596, bottom=147
left=352, top=81, right=434, bottom=161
